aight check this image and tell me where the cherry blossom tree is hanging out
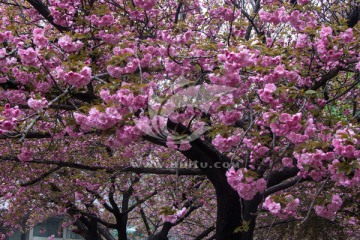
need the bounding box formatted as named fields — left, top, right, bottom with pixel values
left=0, top=0, right=359, bottom=239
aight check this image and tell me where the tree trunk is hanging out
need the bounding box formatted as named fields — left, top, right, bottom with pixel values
left=214, top=182, right=260, bottom=240
left=241, top=196, right=261, bottom=240
left=117, top=216, right=128, bottom=240
left=162, top=121, right=261, bottom=239
left=215, top=185, right=242, bottom=240
left=149, top=222, right=172, bottom=240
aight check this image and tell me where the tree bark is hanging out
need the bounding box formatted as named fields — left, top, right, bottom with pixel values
left=215, top=185, right=242, bottom=240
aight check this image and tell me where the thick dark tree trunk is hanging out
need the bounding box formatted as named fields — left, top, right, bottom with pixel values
left=216, top=185, right=261, bottom=240
left=77, top=218, right=103, bottom=240
left=215, top=185, right=242, bottom=240
left=117, top=216, right=128, bottom=240
left=85, top=221, right=101, bottom=240
left=241, top=196, right=261, bottom=240
left=214, top=183, right=259, bottom=240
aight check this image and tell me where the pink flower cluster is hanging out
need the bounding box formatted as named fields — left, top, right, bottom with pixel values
left=90, top=14, right=115, bottom=27
left=212, top=134, right=240, bottom=152
left=208, top=72, right=243, bottom=87
left=17, top=147, right=33, bottom=162
left=27, top=97, right=48, bottom=111
left=314, top=194, right=342, bottom=219
left=258, top=83, right=276, bottom=103
left=0, top=31, right=12, bottom=43
left=327, top=129, right=360, bottom=187
left=263, top=195, right=300, bottom=219
left=218, top=111, right=242, bottom=125
left=295, top=34, right=310, bottom=49
left=282, top=157, right=294, bottom=168
left=134, top=0, right=157, bottom=11
left=209, top=47, right=258, bottom=87
left=223, top=48, right=256, bottom=69
left=161, top=207, right=187, bottom=224
left=340, top=28, right=355, bottom=43
left=257, top=65, right=301, bottom=88
left=12, top=67, right=36, bottom=85
left=0, top=90, right=26, bottom=104
left=107, top=57, right=141, bottom=77
left=259, top=8, right=317, bottom=30
left=100, top=88, right=148, bottom=110
left=294, top=150, right=335, bottom=180
left=332, top=129, right=360, bottom=159
left=98, top=31, right=121, bottom=45
left=33, top=28, right=48, bottom=48
left=74, top=107, right=122, bottom=131
left=18, top=48, right=39, bottom=67
left=75, top=87, right=149, bottom=145
left=49, top=0, right=81, bottom=27
left=107, top=126, right=142, bottom=148
left=298, top=0, right=310, bottom=4
left=329, top=160, right=360, bottom=187
left=259, top=7, right=289, bottom=25
left=0, top=48, right=6, bottom=59
left=315, top=26, right=343, bottom=62
left=0, top=104, right=22, bottom=133
left=209, top=7, right=238, bottom=21
left=104, top=51, right=152, bottom=74
left=263, top=112, right=304, bottom=140
left=254, top=146, right=269, bottom=157
left=260, top=56, right=281, bottom=67
left=58, top=35, right=83, bottom=53
left=58, top=66, right=92, bottom=88
left=226, top=167, right=267, bottom=200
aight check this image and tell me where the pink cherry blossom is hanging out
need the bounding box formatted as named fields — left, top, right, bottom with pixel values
left=33, top=28, right=48, bottom=48
left=314, top=194, right=342, bottom=219
left=64, top=66, right=92, bottom=88
left=27, top=97, right=48, bottom=111
left=58, top=35, right=83, bottom=53
left=226, top=167, right=267, bottom=200
left=17, top=147, right=33, bottom=162
left=133, top=0, right=157, bottom=11
left=18, top=48, right=39, bottom=66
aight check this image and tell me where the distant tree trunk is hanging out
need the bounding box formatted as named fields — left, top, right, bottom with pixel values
left=117, top=217, right=128, bottom=240
left=20, top=233, right=27, bottom=240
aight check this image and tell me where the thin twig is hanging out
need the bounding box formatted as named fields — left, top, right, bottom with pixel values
left=301, top=175, right=330, bottom=225
left=18, top=87, right=73, bottom=142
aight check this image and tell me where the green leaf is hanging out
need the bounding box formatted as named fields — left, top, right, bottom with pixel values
left=159, top=206, right=176, bottom=215
left=234, top=221, right=250, bottom=233
left=305, top=90, right=317, bottom=95
left=337, top=162, right=352, bottom=175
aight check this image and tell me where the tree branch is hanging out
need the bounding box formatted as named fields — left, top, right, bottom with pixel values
left=194, top=226, right=216, bottom=240
left=20, top=166, right=62, bottom=187
left=1, top=156, right=204, bottom=175
left=26, top=0, right=69, bottom=32
left=266, top=167, right=299, bottom=188
left=310, top=66, right=342, bottom=90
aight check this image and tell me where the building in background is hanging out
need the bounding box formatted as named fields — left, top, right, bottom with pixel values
left=5, top=217, right=83, bottom=240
